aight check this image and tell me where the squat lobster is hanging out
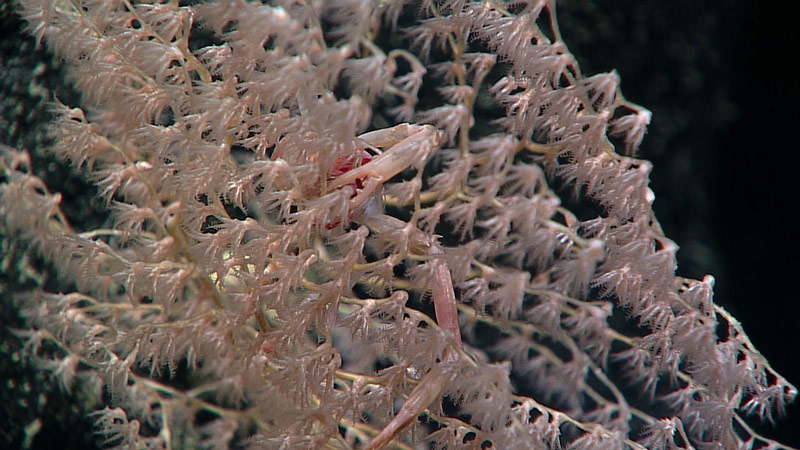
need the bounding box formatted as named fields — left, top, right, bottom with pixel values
left=328, top=123, right=461, bottom=345
left=327, top=123, right=464, bottom=449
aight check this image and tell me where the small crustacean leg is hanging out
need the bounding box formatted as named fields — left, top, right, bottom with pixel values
left=352, top=211, right=463, bottom=347
left=364, top=365, right=452, bottom=450
left=429, top=245, right=462, bottom=347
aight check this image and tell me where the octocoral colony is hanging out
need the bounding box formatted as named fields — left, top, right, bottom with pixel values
left=0, top=1, right=795, bottom=449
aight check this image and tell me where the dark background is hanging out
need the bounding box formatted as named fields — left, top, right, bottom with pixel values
left=558, top=0, right=800, bottom=446
left=2, top=0, right=799, bottom=448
